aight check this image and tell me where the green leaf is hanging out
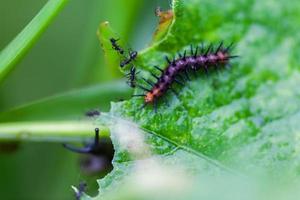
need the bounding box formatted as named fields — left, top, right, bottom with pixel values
left=72, top=0, right=143, bottom=85
left=92, top=0, right=300, bottom=199
left=97, top=22, right=124, bottom=79
left=0, top=0, right=69, bottom=83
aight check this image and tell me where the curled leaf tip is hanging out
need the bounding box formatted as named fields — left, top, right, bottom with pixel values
left=152, top=7, right=174, bottom=44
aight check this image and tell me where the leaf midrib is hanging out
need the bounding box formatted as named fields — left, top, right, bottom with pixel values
left=142, top=127, right=243, bottom=175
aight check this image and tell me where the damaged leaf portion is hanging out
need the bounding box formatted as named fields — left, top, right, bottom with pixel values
left=93, top=0, right=300, bottom=199
left=151, top=7, right=174, bottom=44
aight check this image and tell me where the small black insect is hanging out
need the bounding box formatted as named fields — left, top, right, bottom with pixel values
left=63, top=128, right=114, bottom=174
left=126, top=66, right=139, bottom=88
left=110, top=38, right=124, bottom=54
left=120, top=50, right=138, bottom=68
left=109, top=37, right=137, bottom=67
left=63, top=128, right=101, bottom=155
left=85, top=109, right=100, bottom=117
left=75, top=181, right=87, bottom=200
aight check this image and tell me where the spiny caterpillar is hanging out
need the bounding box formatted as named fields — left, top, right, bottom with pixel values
left=133, top=42, right=238, bottom=111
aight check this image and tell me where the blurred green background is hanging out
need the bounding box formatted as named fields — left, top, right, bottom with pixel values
left=0, top=0, right=169, bottom=199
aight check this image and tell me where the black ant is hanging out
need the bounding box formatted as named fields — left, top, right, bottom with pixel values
left=126, top=66, right=139, bottom=88
left=74, top=181, right=87, bottom=200
left=110, top=38, right=124, bottom=55
left=85, top=109, right=100, bottom=118
left=110, top=37, right=138, bottom=67
left=120, top=50, right=138, bottom=68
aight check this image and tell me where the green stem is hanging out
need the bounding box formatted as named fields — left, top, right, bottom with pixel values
left=0, top=121, right=110, bottom=142
left=0, top=0, right=69, bottom=83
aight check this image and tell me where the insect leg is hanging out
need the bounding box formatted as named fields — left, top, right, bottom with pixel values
left=154, top=66, right=163, bottom=72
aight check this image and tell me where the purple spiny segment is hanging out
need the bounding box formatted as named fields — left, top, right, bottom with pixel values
left=143, top=43, right=235, bottom=104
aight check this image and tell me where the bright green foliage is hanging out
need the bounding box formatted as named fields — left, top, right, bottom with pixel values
left=0, top=0, right=69, bottom=83
left=94, top=0, right=300, bottom=199
left=97, top=22, right=124, bottom=79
